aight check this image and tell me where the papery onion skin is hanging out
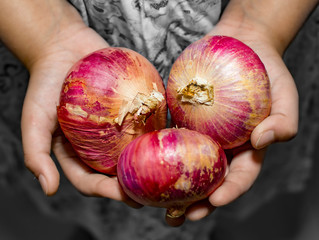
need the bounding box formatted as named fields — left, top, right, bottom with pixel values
left=117, top=128, right=227, bottom=217
left=166, top=35, right=271, bottom=149
left=57, top=47, right=167, bottom=174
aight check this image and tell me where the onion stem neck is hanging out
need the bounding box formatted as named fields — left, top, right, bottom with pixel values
left=114, top=88, right=164, bottom=126
left=177, top=77, right=214, bottom=105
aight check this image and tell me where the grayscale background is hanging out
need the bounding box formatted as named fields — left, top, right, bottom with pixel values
left=0, top=4, right=318, bottom=240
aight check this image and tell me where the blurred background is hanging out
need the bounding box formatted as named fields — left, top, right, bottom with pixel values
left=0, top=4, right=318, bottom=240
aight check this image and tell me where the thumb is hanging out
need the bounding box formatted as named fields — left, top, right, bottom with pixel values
left=21, top=90, right=60, bottom=195
left=251, top=70, right=299, bottom=149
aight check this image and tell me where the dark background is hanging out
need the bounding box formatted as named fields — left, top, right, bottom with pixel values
left=0, top=5, right=318, bottom=240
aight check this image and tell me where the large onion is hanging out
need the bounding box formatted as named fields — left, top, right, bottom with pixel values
left=57, top=47, right=167, bottom=174
left=167, top=36, right=271, bottom=149
left=117, top=128, right=227, bottom=218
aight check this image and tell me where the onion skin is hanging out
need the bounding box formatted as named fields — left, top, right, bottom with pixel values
left=167, top=35, right=271, bottom=149
left=117, top=128, right=227, bottom=218
left=57, top=47, right=167, bottom=174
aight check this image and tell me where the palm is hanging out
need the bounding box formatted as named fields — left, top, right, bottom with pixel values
left=21, top=26, right=140, bottom=207
left=179, top=27, right=298, bottom=224
left=211, top=35, right=297, bottom=201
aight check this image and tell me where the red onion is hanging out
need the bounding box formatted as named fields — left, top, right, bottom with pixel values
left=57, top=47, right=167, bottom=174
left=167, top=36, right=271, bottom=149
left=117, top=128, right=227, bottom=218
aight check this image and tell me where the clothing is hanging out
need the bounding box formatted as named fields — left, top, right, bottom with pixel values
left=68, top=0, right=221, bottom=84
left=1, top=2, right=318, bottom=240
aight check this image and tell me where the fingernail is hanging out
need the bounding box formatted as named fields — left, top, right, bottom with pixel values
left=38, top=174, right=48, bottom=195
left=256, top=130, right=275, bottom=149
left=186, top=209, right=209, bottom=221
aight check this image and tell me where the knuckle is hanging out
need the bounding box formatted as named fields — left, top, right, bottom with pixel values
left=283, top=120, right=298, bottom=140
left=23, top=153, right=34, bottom=171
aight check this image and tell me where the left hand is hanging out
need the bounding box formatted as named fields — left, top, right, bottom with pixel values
left=166, top=14, right=299, bottom=226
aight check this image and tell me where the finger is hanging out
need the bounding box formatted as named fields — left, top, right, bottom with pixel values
left=52, top=134, right=143, bottom=208
left=209, top=148, right=266, bottom=207
left=21, top=101, right=60, bottom=196
left=185, top=199, right=216, bottom=221
left=251, top=60, right=299, bottom=149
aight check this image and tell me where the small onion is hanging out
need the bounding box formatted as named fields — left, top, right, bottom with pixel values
left=167, top=35, right=271, bottom=149
left=57, top=47, right=167, bottom=174
left=117, top=128, right=227, bottom=218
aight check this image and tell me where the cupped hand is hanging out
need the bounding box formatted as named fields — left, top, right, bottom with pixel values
left=166, top=20, right=299, bottom=226
left=21, top=22, right=141, bottom=208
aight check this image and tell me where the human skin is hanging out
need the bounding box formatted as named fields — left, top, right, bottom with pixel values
left=178, top=0, right=318, bottom=227
left=0, top=0, right=318, bottom=227
left=0, top=0, right=140, bottom=208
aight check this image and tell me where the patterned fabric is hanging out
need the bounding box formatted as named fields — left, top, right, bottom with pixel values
left=1, top=2, right=319, bottom=240
left=68, top=0, right=221, bottom=84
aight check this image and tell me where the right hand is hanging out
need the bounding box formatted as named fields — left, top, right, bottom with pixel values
left=21, top=18, right=141, bottom=208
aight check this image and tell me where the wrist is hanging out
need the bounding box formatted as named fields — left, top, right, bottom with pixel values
left=210, top=0, right=319, bottom=56
left=208, top=4, right=286, bottom=56
left=26, top=4, right=88, bottom=71
left=0, top=0, right=89, bottom=71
